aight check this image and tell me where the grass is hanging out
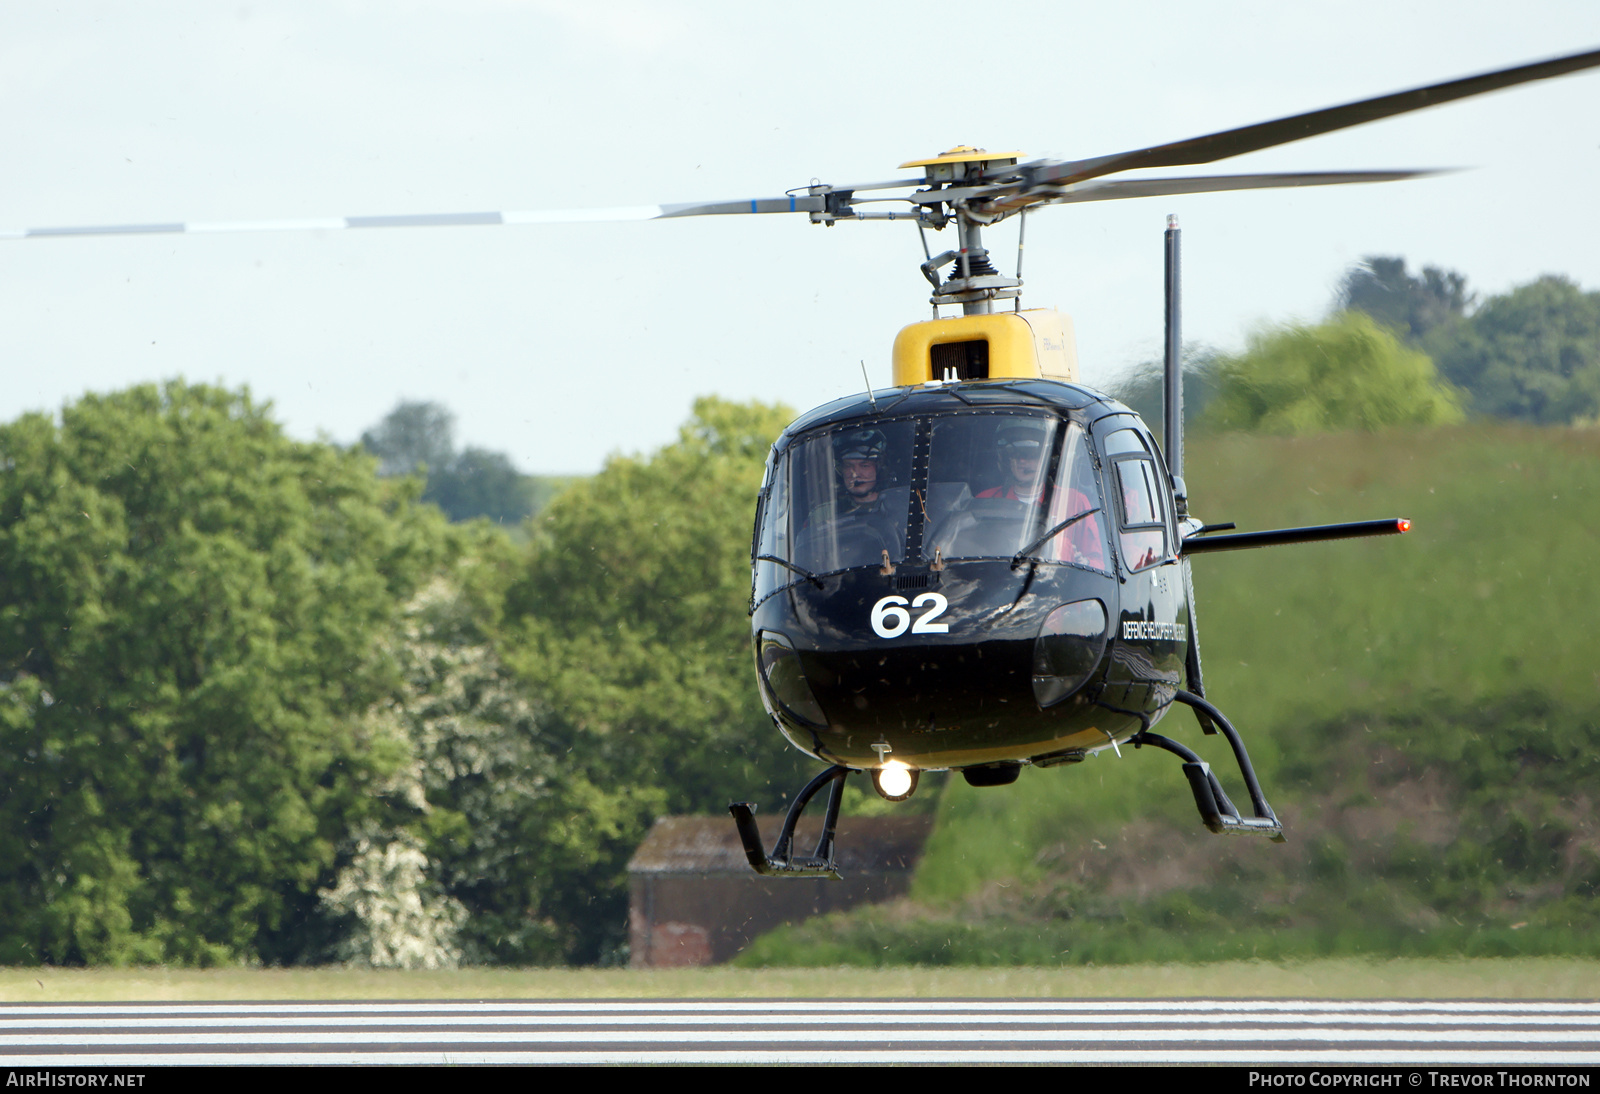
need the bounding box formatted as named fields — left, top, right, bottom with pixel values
left=725, top=424, right=1600, bottom=971
left=912, top=423, right=1600, bottom=901
left=0, top=959, right=1595, bottom=1001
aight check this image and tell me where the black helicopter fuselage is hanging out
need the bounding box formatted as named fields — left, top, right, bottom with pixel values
left=749, top=379, right=1190, bottom=774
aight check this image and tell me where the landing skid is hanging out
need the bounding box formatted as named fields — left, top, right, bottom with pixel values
left=729, top=764, right=851, bottom=878
left=731, top=692, right=1283, bottom=880
left=1135, top=688, right=1286, bottom=842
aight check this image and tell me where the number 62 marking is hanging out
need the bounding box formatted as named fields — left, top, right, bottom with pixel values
left=870, top=592, right=950, bottom=638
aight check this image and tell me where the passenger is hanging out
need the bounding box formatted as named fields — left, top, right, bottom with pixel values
left=973, top=419, right=1106, bottom=569
left=977, top=422, right=1049, bottom=502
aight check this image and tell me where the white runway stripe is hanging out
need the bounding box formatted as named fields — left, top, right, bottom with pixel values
left=5, top=1027, right=1599, bottom=1046
left=4, top=1050, right=1600, bottom=1066
left=3, top=999, right=1595, bottom=1066
left=2, top=1011, right=1595, bottom=1028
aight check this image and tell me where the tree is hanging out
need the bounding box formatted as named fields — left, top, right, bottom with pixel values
left=1423, top=276, right=1600, bottom=425
left=1337, top=256, right=1474, bottom=342
left=360, top=400, right=456, bottom=478
left=499, top=397, right=812, bottom=959
left=361, top=401, right=551, bottom=526
left=340, top=563, right=661, bottom=965
left=424, top=447, right=536, bottom=527
left=1107, top=344, right=1223, bottom=438
left=0, top=382, right=449, bottom=965
left=1204, top=312, right=1465, bottom=435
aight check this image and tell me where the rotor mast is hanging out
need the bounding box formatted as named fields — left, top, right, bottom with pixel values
left=900, top=148, right=1026, bottom=316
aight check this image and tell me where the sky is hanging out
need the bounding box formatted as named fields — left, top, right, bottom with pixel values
left=3, top=2, right=1599, bottom=474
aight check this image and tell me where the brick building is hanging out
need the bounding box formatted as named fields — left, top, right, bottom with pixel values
left=627, top=814, right=933, bottom=967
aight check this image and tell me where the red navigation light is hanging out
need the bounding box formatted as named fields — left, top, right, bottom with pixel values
left=1397, top=518, right=1411, bottom=533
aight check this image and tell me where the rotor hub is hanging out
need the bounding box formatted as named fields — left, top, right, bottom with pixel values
left=899, top=146, right=1023, bottom=186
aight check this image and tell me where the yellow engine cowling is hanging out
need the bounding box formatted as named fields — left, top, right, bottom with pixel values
left=890, top=309, right=1078, bottom=387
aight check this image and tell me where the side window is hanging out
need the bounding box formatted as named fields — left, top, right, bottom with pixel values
left=1105, top=429, right=1169, bottom=572
left=752, top=450, right=791, bottom=600
left=1032, top=421, right=1108, bottom=571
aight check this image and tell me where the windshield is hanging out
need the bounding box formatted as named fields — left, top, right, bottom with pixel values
left=923, top=414, right=1105, bottom=568
left=778, top=419, right=916, bottom=578
left=754, top=412, right=1107, bottom=597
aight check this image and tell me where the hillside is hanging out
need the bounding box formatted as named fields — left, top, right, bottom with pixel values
left=739, top=424, right=1600, bottom=965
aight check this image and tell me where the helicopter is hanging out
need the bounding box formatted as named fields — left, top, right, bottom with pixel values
left=7, top=45, right=1600, bottom=880
left=725, top=45, right=1600, bottom=877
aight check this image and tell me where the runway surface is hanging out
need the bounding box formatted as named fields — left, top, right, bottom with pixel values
left=0, top=998, right=1593, bottom=1062
left=3, top=999, right=1599, bottom=1065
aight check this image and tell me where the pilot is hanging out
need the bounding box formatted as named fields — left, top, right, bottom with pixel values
left=810, top=427, right=907, bottom=565
left=977, top=421, right=1049, bottom=502
left=836, top=428, right=887, bottom=510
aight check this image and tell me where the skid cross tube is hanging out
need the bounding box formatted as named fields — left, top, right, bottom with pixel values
left=729, top=764, right=851, bottom=878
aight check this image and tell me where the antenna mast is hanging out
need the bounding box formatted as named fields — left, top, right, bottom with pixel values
left=1163, top=214, right=1186, bottom=517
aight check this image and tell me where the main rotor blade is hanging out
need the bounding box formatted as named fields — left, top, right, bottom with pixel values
left=1024, top=46, right=1600, bottom=188
left=1042, top=169, right=1448, bottom=205
left=658, top=194, right=825, bottom=217
left=0, top=194, right=831, bottom=241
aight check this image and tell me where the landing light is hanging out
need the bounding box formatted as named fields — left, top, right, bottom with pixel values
left=872, top=760, right=918, bottom=802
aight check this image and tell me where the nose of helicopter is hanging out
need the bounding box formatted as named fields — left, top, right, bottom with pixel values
left=753, top=561, right=1122, bottom=769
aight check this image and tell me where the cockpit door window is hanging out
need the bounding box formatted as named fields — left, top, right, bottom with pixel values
left=785, top=420, right=917, bottom=578
left=1105, top=428, right=1170, bottom=572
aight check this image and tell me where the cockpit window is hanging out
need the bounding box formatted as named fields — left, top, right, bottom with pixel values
left=923, top=414, right=1105, bottom=568
left=1040, top=422, right=1107, bottom=570
left=784, top=420, right=916, bottom=577
left=1101, top=427, right=1148, bottom=456
left=1105, top=427, right=1169, bottom=571
left=753, top=411, right=1109, bottom=600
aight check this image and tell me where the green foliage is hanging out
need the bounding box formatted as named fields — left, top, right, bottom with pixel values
left=504, top=397, right=806, bottom=810
left=739, top=911, right=1600, bottom=968
left=1424, top=276, right=1600, bottom=425
left=740, top=695, right=1600, bottom=967
left=500, top=396, right=813, bottom=959
left=1106, top=344, right=1223, bottom=432
left=1180, top=424, right=1600, bottom=725
left=1335, top=257, right=1600, bottom=426
left=0, top=382, right=450, bottom=965
left=361, top=400, right=575, bottom=526
left=424, top=448, right=533, bottom=527
left=0, top=389, right=809, bottom=967
left=352, top=567, right=660, bottom=966
left=317, top=825, right=468, bottom=969
left=1204, top=312, right=1464, bottom=434
left=362, top=401, right=456, bottom=478
left=1338, top=256, right=1474, bottom=342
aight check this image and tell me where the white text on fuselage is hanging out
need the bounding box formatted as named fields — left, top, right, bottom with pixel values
left=1121, top=619, right=1187, bottom=642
